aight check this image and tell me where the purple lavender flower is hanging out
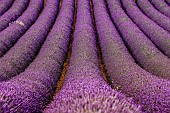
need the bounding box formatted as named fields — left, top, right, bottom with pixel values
left=43, top=67, right=140, bottom=113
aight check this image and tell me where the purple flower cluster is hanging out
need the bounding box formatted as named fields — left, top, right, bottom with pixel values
left=137, top=0, right=170, bottom=33
left=0, top=0, right=30, bottom=32
left=44, top=0, right=141, bottom=113
left=121, top=0, right=170, bottom=58
left=0, top=0, right=14, bottom=16
left=44, top=68, right=140, bottom=113
left=0, top=0, right=59, bottom=82
left=149, top=0, right=170, bottom=18
left=0, top=0, right=74, bottom=112
left=0, top=0, right=43, bottom=57
left=105, top=0, right=170, bottom=80
left=94, top=0, right=170, bottom=112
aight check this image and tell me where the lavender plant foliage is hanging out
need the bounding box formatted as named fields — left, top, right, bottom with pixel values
left=0, top=0, right=74, bottom=112
left=105, top=0, right=170, bottom=80
left=0, top=0, right=30, bottom=32
left=0, top=0, right=58, bottom=82
left=137, top=0, right=170, bottom=33
left=149, top=0, right=170, bottom=18
left=94, top=0, right=170, bottom=112
left=44, top=0, right=141, bottom=113
left=120, top=0, right=170, bottom=58
left=0, top=0, right=14, bottom=16
left=0, top=0, right=43, bottom=57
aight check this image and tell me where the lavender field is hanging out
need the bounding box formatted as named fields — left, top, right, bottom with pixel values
left=0, top=0, right=169, bottom=113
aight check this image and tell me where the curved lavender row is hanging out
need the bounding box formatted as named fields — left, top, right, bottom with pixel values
left=27, top=0, right=74, bottom=74
left=44, top=66, right=140, bottom=113
left=165, top=0, right=170, bottom=6
left=95, top=0, right=170, bottom=112
left=121, top=0, right=170, bottom=58
left=0, top=0, right=73, bottom=112
left=43, top=0, right=141, bottom=112
left=0, top=0, right=44, bottom=58
left=137, top=0, right=170, bottom=33
left=0, top=0, right=30, bottom=32
left=0, top=0, right=59, bottom=82
left=108, top=0, right=170, bottom=79
left=0, top=0, right=14, bottom=16
left=149, top=0, right=170, bottom=18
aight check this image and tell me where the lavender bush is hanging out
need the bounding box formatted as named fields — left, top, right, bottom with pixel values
left=0, top=0, right=43, bottom=57
left=121, top=0, right=170, bottom=58
left=0, top=0, right=30, bottom=32
left=137, top=0, right=170, bottom=33
left=149, top=0, right=170, bottom=18
left=0, top=0, right=74, bottom=112
left=94, top=0, right=170, bottom=112
left=43, top=66, right=140, bottom=113
left=43, top=0, right=141, bottom=113
left=0, top=0, right=59, bottom=82
left=0, top=0, right=14, bottom=16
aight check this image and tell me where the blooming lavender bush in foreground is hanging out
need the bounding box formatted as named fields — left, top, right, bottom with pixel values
left=105, top=0, right=170, bottom=80
left=94, top=0, right=170, bottom=112
left=149, top=0, right=170, bottom=18
left=43, top=67, right=140, bottom=113
left=0, top=0, right=14, bottom=16
left=0, top=0, right=58, bottom=82
left=120, top=0, right=170, bottom=58
left=0, top=0, right=30, bottom=32
left=0, top=0, right=74, bottom=112
left=43, top=0, right=141, bottom=112
left=137, top=0, right=170, bottom=33
left=0, top=0, right=43, bottom=57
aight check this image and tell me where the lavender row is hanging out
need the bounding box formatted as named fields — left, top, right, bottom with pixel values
left=0, top=0, right=59, bottom=82
left=0, top=0, right=74, bottom=112
left=94, top=0, right=170, bottom=112
left=0, top=0, right=30, bottom=32
left=121, top=0, right=170, bottom=58
left=44, top=66, right=140, bottom=113
left=27, top=0, right=74, bottom=74
left=149, top=0, right=170, bottom=18
left=0, top=0, right=14, bottom=16
left=44, top=0, right=140, bottom=112
left=137, top=0, right=170, bottom=33
left=0, top=0, right=73, bottom=112
left=108, top=0, right=170, bottom=79
left=0, top=0, right=44, bottom=57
